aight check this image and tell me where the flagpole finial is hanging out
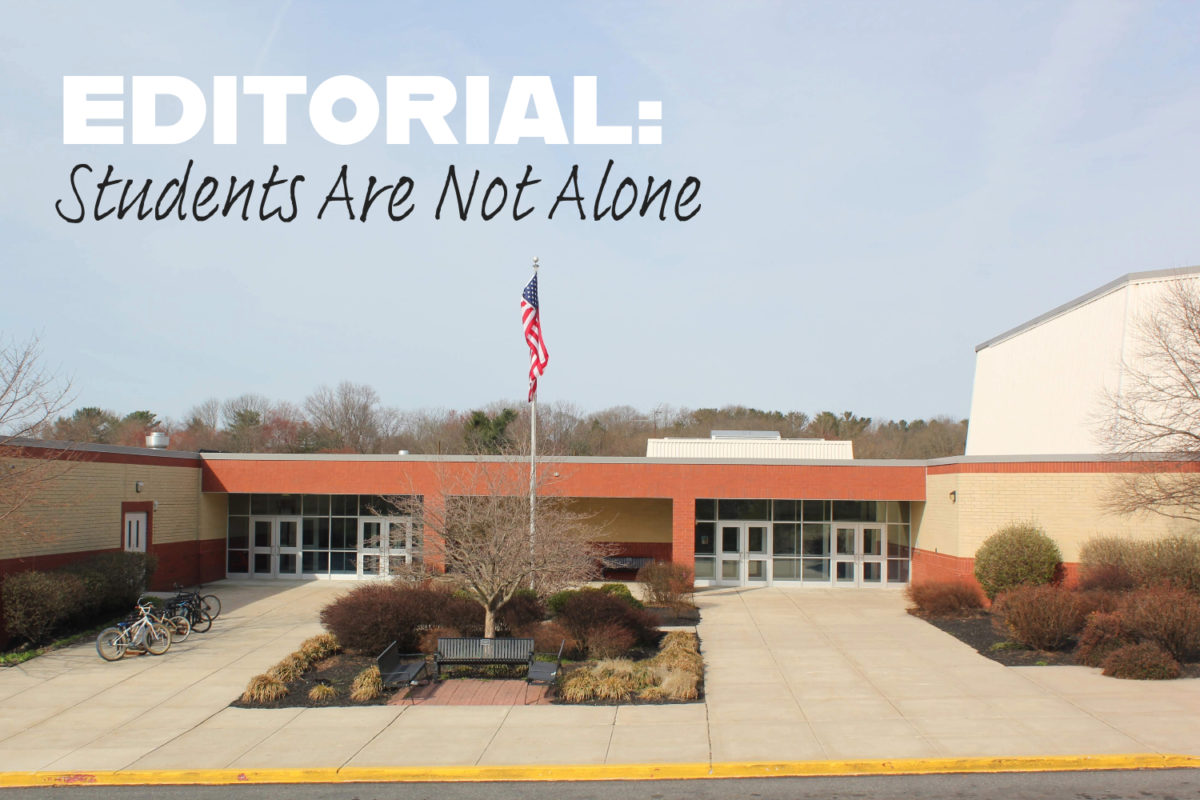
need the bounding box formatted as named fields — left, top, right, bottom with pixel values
left=532, top=257, right=539, bottom=271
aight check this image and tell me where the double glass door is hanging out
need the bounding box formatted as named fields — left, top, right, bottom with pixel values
left=250, top=517, right=302, bottom=578
left=716, top=522, right=770, bottom=585
left=356, top=517, right=413, bottom=578
left=833, top=524, right=886, bottom=587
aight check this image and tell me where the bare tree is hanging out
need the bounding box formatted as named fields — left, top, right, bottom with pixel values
left=391, top=461, right=605, bottom=637
left=0, top=335, right=74, bottom=530
left=1100, top=279, right=1200, bottom=521
left=305, top=381, right=388, bottom=453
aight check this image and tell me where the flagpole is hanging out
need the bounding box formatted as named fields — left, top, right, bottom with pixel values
left=529, top=257, right=539, bottom=588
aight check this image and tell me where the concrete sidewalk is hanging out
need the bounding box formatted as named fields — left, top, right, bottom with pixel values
left=2, top=582, right=1200, bottom=774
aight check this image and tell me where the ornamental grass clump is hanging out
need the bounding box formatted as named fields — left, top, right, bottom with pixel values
left=973, top=522, right=1061, bottom=599
left=241, top=674, right=287, bottom=704
left=268, top=653, right=310, bottom=683
left=307, top=683, right=337, bottom=704
left=299, top=633, right=340, bottom=663
left=349, top=665, right=383, bottom=702
left=559, top=630, right=703, bottom=704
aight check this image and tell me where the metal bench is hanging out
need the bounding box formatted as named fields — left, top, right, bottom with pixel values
left=376, top=641, right=428, bottom=687
left=525, top=639, right=566, bottom=685
left=435, top=637, right=535, bottom=676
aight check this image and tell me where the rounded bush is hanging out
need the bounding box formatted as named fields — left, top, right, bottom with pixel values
left=1118, top=585, right=1200, bottom=661
left=1, top=570, right=86, bottom=646
left=497, top=591, right=546, bottom=633
left=1101, top=641, right=1180, bottom=680
left=1075, top=611, right=1130, bottom=667
left=973, top=522, right=1061, bottom=599
left=992, top=584, right=1086, bottom=651
left=319, top=583, right=439, bottom=655
left=904, top=580, right=984, bottom=617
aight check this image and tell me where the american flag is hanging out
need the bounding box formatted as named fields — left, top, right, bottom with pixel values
left=521, top=274, right=549, bottom=401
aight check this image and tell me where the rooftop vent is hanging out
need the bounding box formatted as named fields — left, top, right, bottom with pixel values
left=145, top=432, right=169, bottom=449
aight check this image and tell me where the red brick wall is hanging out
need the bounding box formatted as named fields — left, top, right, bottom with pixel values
left=912, top=547, right=1080, bottom=592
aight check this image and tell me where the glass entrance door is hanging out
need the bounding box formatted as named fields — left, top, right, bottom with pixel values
left=250, top=517, right=302, bottom=578
left=834, top=524, right=886, bottom=587
left=717, top=522, right=771, bottom=585
left=357, top=517, right=413, bottom=577
left=277, top=518, right=302, bottom=577
left=251, top=517, right=274, bottom=577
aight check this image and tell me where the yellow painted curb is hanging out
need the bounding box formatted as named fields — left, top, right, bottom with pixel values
left=0, top=754, right=1197, bottom=787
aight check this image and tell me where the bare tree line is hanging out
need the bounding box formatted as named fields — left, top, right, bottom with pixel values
left=37, top=382, right=968, bottom=459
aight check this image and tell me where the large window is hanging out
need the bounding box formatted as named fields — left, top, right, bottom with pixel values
left=693, top=498, right=912, bottom=585
left=227, top=493, right=419, bottom=577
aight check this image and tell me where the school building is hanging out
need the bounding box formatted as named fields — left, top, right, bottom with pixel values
left=2, top=267, right=1198, bottom=592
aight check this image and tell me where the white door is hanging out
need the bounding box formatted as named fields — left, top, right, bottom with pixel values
left=717, top=522, right=770, bottom=585
left=834, top=524, right=886, bottom=587
left=250, top=517, right=276, bottom=577
left=357, top=517, right=413, bottom=577
left=277, top=518, right=302, bottom=578
left=123, top=512, right=147, bottom=552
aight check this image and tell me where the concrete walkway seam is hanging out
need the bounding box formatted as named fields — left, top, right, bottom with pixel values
left=0, top=754, right=1198, bottom=787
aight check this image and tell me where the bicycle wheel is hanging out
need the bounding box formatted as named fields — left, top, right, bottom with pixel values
left=200, top=594, right=221, bottom=620
left=146, top=623, right=172, bottom=655
left=189, top=608, right=212, bottom=633
left=168, top=615, right=191, bottom=642
left=96, top=627, right=127, bottom=661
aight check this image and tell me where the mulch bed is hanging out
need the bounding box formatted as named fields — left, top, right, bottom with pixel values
left=918, top=612, right=1075, bottom=667
left=231, top=653, right=390, bottom=709
left=915, top=610, right=1200, bottom=675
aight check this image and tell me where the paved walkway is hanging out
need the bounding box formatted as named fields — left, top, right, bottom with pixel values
left=1, top=581, right=1200, bottom=773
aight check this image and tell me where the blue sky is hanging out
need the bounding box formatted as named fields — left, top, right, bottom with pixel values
left=3, top=1, right=1199, bottom=424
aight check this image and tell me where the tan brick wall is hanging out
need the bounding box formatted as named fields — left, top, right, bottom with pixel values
left=198, top=492, right=228, bottom=542
left=916, top=470, right=1190, bottom=562
left=0, top=456, right=204, bottom=559
left=914, top=474, right=960, bottom=557
left=569, top=498, right=672, bottom=543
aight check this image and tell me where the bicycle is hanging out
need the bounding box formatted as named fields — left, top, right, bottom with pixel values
left=96, top=602, right=172, bottom=661
left=168, top=585, right=217, bottom=632
left=143, top=596, right=191, bottom=642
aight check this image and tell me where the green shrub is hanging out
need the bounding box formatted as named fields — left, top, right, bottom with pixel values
left=523, top=620, right=580, bottom=659
left=62, top=552, right=157, bottom=616
left=599, top=583, right=645, bottom=609
left=905, top=580, right=985, bottom=616
left=973, top=522, right=1061, bottom=599
left=557, top=590, right=657, bottom=655
left=1075, top=612, right=1131, bottom=667
left=1101, top=642, right=1180, bottom=680
left=637, top=562, right=695, bottom=610
left=1128, top=534, right=1200, bottom=594
left=436, top=593, right=485, bottom=637
left=1078, top=537, right=1136, bottom=591
left=1, top=570, right=87, bottom=646
left=992, top=585, right=1086, bottom=651
left=319, top=583, right=438, bottom=655
left=1119, top=585, right=1200, bottom=661
left=497, top=591, right=546, bottom=633
left=584, top=621, right=637, bottom=659
left=547, top=589, right=579, bottom=616
left=1080, top=533, right=1200, bottom=593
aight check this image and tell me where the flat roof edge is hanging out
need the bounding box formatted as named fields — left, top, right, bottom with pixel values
left=974, top=265, right=1200, bottom=352
left=928, top=452, right=1184, bottom=465
left=2, top=437, right=200, bottom=460
left=199, top=452, right=927, bottom=467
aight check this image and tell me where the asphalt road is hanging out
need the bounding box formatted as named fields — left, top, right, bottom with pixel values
left=2, top=771, right=1198, bottom=800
